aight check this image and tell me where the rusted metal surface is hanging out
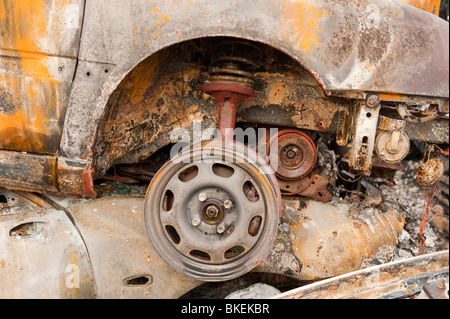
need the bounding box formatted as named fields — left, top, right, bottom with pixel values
left=89, top=48, right=217, bottom=180
left=268, top=129, right=317, bottom=181
left=404, top=118, right=449, bottom=144
left=265, top=129, right=332, bottom=202
left=89, top=39, right=346, bottom=183
left=375, top=131, right=410, bottom=163
left=297, top=174, right=332, bottom=203
left=0, top=150, right=59, bottom=193
left=396, top=103, right=441, bottom=124
left=416, top=157, right=446, bottom=187
left=0, top=0, right=448, bottom=300
left=377, top=115, right=406, bottom=132
left=277, top=175, right=313, bottom=196
left=238, top=75, right=345, bottom=134
left=375, top=114, right=410, bottom=164
left=274, top=249, right=449, bottom=299
left=376, top=107, right=449, bottom=144
left=201, top=41, right=258, bottom=140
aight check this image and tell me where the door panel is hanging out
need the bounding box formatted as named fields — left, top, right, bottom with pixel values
left=0, top=0, right=84, bottom=154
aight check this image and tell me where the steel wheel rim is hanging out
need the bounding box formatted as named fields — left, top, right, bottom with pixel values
left=144, top=141, right=281, bottom=281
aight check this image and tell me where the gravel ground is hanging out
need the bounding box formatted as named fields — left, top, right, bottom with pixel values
left=391, top=160, right=449, bottom=260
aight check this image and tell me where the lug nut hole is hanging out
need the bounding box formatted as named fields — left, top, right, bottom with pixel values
left=165, top=225, right=181, bottom=244
left=163, top=190, right=174, bottom=211
left=189, top=249, right=211, bottom=261
left=224, top=245, right=245, bottom=259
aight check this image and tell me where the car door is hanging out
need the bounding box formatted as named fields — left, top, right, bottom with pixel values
left=0, top=0, right=85, bottom=154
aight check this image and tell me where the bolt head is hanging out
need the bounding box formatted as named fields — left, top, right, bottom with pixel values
left=206, top=206, right=219, bottom=218
left=366, top=95, right=379, bottom=108
left=437, top=279, right=447, bottom=290
left=216, top=224, right=226, bottom=234
left=192, top=217, right=201, bottom=226
left=223, top=199, right=233, bottom=210
left=198, top=192, right=208, bottom=202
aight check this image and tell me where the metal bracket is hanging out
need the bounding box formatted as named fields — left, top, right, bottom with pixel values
left=349, top=95, right=381, bottom=171
left=336, top=109, right=352, bottom=146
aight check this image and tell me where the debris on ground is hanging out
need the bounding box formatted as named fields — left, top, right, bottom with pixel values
left=391, top=161, right=449, bottom=260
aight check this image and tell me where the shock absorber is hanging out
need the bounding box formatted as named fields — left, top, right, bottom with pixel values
left=201, top=42, right=258, bottom=140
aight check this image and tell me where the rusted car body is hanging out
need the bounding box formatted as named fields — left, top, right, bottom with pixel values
left=0, top=0, right=448, bottom=298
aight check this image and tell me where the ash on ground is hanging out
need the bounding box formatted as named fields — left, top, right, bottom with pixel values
left=391, top=161, right=449, bottom=260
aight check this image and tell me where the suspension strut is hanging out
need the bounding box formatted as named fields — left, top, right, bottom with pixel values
left=201, top=44, right=258, bottom=140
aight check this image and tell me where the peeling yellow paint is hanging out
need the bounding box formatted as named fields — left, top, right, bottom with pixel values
left=159, top=14, right=170, bottom=22
left=0, top=0, right=69, bottom=153
left=280, top=0, right=325, bottom=53
left=397, top=0, right=441, bottom=15
left=134, top=7, right=172, bottom=48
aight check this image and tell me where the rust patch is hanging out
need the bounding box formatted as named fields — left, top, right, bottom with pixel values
left=82, top=166, right=97, bottom=198
left=326, top=16, right=356, bottom=68
left=287, top=200, right=405, bottom=280
left=93, top=42, right=216, bottom=177
left=416, top=157, right=445, bottom=187
left=128, top=52, right=160, bottom=105
left=357, top=23, right=391, bottom=64
left=0, top=87, right=16, bottom=114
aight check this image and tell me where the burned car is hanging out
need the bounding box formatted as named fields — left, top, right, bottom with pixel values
left=0, top=0, right=448, bottom=299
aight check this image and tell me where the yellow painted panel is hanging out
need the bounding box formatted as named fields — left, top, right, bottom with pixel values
left=396, top=0, right=441, bottom=15
left=0, top=0, right=81, bottom=154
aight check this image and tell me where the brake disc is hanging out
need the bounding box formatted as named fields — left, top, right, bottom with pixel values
left=144, top=140, right=281, bottom=281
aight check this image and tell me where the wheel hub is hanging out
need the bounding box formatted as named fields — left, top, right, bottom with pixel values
left=201, top=201, right=223, bottom=224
